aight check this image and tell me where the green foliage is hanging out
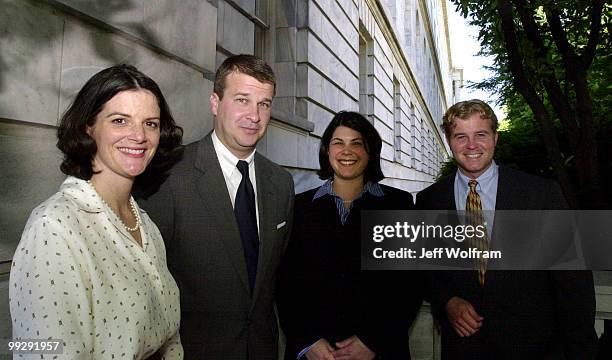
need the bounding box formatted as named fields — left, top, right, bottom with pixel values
left=494, top=95, right=555, bottom=178
left=453, top=0, right=610, bottom=106
left=451, top=0, right=611, bottom=206
left=436, top=158, right=457, bottom=181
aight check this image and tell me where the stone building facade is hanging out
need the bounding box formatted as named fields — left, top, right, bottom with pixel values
left=2, top=1, right=611, bottom=357
left=0, top=0, right=464, bottom=356
left=213, top=0, right=461, bottom=194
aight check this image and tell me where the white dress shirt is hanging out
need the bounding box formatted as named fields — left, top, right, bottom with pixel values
left=9, top=176, right=182, bottom=359
left=211, top=130, right=260, bottom=233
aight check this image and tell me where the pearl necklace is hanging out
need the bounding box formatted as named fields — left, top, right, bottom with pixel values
left=87, top=180, right=141, bottom=232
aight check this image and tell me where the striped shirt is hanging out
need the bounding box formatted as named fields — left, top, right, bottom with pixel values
left=313, top=179, right=385, bottom=225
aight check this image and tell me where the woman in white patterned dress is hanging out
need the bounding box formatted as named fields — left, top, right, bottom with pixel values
left=9, top=65, right=184, bottom=359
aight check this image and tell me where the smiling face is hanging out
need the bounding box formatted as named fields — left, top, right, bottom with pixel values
left=328, top=125, right=370, bottom=183
left=449, top=113, right=498, bottom=179
left=210, top=71, right=274, bottom=159
left=88, top=89, right=161, bottom=182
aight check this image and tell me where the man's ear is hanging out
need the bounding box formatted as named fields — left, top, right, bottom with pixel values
left=494, top=131, right=499, bottom=146
left=210, top=93, right=220, bottom=117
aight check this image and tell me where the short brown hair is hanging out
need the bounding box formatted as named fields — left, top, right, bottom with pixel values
left=57, top=64, right=183, bottom=189
left=442, top=99, right=498, bottom=139
left=213, top=54, right=276, bottom=99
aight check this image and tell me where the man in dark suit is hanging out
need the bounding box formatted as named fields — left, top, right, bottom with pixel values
left=417, top=99, right=596, bottom=359
left=140, top=55, right=294, bottom=359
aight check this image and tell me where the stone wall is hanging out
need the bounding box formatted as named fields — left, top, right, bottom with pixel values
left=280, top=0, right=452, bottom=193
left=1, top=0, right=453, bottom=351
left=0, top=0, right=216, bottom=339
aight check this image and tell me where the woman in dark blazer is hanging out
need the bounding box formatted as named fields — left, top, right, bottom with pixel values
left=277, top=111, right=423, bottom=360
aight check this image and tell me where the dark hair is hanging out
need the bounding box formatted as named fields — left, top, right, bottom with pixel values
left=317, top=111, right=384, bottom=183
left=442, top=99, right=498, bottom=140
left=213, top=54, right=276, bottom=98
left=57, top=64, right=183, bottom=190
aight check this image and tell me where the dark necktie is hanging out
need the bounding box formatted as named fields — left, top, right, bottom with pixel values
left=235, top=160, right=259, bottom=294
left=466, top=180, right=489, bottom=285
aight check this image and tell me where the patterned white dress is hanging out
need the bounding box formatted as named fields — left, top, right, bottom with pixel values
left=10, top=176, right=183, bottom=359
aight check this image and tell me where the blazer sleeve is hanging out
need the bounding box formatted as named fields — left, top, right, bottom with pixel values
left=276, top=203, right=322, bottom=356
left=545, top=181, right=598, bottom=358
left=356, top=189, right=421, bottom=357
left=415, top=189, right=458, bottom=314
left=355, top=271, right=423, bottom=357
left=550, top=270, right=597, bottom=359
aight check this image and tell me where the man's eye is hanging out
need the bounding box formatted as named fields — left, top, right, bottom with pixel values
left=236, top=98, right=248, bottom=104
left=259, top=102, right=271, bottom=109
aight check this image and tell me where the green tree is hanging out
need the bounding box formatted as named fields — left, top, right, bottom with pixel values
left=494, top=97, right=552, bottom=178
left=452, top=0, right=611, bottom=207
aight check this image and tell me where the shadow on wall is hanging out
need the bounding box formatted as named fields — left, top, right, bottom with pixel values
left=0, top=0, right=164, bottom=261
left=0, top=0, right=165, bottom=118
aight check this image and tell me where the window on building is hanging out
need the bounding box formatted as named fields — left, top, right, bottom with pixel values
left=416, top=9, right=420, bottom=38
left=216, top=0, right=314, bottom=132
left=420, top=125, right=425, bottom=172
left=428, top=130, right=434, bottom=175
left=217, top=0, right=269, bottom=65
left=393, top=78, right=402, bottom=162
left=359, top=27, right=374, bottom=121
left=410, top=104, right=417, bottom=169
left=403, top=0, right=413, bottom=50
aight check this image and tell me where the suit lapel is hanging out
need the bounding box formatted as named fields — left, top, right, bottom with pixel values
left=437, top=172, right=457, bottom=209
left=490, top=167, right=531, bottom=268
left=251, top=154, right=277, bottom=303
left=194, top=135, right=251, bottom=294
left=494, top=167, right=510, bottom=210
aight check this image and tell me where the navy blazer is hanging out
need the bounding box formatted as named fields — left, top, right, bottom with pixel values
left=277, top=183, right=423, bottom=359
left=417, top=166, right=597, bottom=359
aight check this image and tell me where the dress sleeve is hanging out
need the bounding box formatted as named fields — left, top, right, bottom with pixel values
left=159, top=330, right=183, bottom=359
left=10, top=214, right=94, bottom=359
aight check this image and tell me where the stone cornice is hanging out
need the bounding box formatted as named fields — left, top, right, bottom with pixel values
left=363, top=0, right=448, bottom=154
left=415, top=0, right=450, bottom=108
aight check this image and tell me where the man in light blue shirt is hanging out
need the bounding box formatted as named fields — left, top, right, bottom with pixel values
left=417, top=99, right=596, bottom=359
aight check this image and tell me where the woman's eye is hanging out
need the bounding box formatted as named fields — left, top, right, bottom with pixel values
left=111, top=118, right=126, bottom=124
left=146, top=121, right=159, bottom=129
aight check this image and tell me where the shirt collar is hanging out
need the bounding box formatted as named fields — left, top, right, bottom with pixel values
left=456, top=160, right=498, bottom=193
left=212, top=130, right=255, bottom=177
left=313, top=179, right=385, bottom=201
left=59, top=176, right=106, bottom=213
left=59, top=176, right=148, bottom=241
